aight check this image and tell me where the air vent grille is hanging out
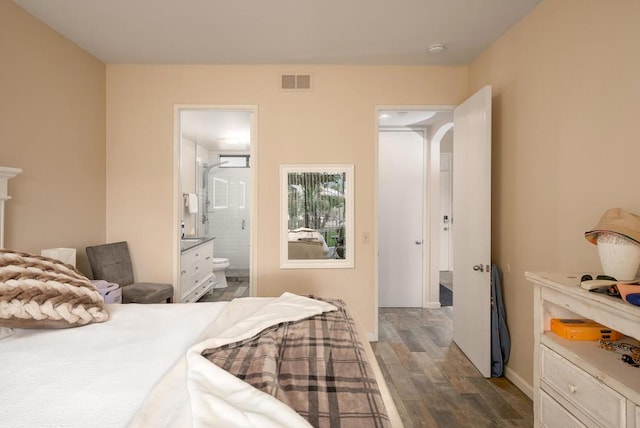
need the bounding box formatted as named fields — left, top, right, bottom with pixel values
left=280, top=73, right=312, bottom=90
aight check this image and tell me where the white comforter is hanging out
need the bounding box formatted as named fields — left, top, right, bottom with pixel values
left=0, top=302, right=228, bottom=427
left=132, top=292, right=337, bottom=427
left=0, top=294, right=336, bottom=427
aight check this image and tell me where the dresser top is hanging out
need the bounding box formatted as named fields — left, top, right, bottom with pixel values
left=525, top=271, right=640, bottom=319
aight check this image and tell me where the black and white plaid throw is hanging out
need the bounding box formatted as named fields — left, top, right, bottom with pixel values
left=202, top=298, right=390, bottom=428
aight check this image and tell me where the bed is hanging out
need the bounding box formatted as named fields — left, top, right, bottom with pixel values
left=288, top=227, right=331, bottom=259
left=0, top=250, right=401, bottom=427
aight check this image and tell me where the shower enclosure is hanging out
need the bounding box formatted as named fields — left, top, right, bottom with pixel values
left=200, top=160, right=227, bottom=236
left=199, top=158, right=250, bottom=278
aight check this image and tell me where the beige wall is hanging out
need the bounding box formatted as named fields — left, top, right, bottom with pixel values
left=469, top=0, right=640, bottom=388
left=0, top=1, right=106, bottom=274
left=106, top=65, right=468, bottom=333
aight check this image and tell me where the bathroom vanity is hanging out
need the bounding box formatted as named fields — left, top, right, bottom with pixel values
left=180, top=237, right=215, bottom=303
left=527, top=272, right=640, bottom=428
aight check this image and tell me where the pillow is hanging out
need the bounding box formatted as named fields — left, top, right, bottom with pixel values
left=0, top=249, right=108, bottom=328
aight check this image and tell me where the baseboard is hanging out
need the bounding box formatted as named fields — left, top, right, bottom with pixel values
left=366, top=331, right=378, bottom=342
left=505, top=366, right=533, bottom=400
left=425, top=301, right=441, bottom=309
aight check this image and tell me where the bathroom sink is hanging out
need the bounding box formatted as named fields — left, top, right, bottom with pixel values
left=181, top=237, right=206, bottom=251
left=180, top=237, right=215, bottom=252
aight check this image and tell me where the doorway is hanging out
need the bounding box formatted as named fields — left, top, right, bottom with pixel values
left=376, top=109, right=454, bottom=310
left=376, top=87, right=492, bottom=377
left=439, top=153, right=453, bottom=272
left=175, top=106, right=258, bottom=302
left=378, top=129, right=425, bottom=307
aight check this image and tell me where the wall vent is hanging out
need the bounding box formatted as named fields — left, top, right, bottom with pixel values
left=280, top=73, right=313, bottom=90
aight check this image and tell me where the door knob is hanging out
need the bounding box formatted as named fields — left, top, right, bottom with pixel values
left=443, top=227, right=449, bottom=231
left=415, top=240, right=423, bottom=245
left=473, top=264, right=484, bottom=272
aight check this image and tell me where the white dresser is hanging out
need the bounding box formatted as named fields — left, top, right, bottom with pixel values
left=527, top=272, right=640, bottom=428
left=180, top=238, right=215, bottom=303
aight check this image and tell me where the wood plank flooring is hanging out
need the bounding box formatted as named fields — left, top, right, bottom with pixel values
left=372, top=307, right=533, bottom=428
left=197, top=278, right=249, bottom=302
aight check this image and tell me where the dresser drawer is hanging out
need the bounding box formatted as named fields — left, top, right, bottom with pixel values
left=541, top=346, right=625, bottom=428
left=540, top=389, right=585, bottom=428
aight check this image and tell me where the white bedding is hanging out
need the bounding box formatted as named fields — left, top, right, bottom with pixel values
left=0, top=302, right=227, bottom=427
left=132, top=293, right=337, bottom=428
left=0, top=294, right=401, bottom=427
left=287, top=227, right=330, bottom=255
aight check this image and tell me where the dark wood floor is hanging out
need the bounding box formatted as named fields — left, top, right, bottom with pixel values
left=198, top=280, right=532, bottom=427
left=372, top=307, right=533, bottom=428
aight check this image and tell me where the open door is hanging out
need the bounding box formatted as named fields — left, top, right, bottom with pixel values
left=452, top=86, right=492, bottom=377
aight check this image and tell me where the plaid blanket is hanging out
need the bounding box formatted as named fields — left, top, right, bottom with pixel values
left=202, top=298, right=390, bottom=428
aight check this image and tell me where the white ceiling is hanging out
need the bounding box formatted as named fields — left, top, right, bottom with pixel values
left=180, top=110, right=251, bottom=152
left=13, top=0, right=541, bottom=65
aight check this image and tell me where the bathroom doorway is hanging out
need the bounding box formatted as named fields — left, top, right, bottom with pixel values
left=176, top=106, right=257, bottom=302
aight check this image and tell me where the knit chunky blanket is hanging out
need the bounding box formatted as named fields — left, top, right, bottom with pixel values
left=0, top=249, right=108, bottom=328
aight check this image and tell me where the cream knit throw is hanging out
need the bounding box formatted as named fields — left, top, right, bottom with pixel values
left=0, top=249, right=108, bottom=328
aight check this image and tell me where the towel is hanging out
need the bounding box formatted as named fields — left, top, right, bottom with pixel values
left=187, top=193, right=198, bottom=214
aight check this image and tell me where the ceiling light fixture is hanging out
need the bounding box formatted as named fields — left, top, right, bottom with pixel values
left=428, top=43, right=445, bottom=55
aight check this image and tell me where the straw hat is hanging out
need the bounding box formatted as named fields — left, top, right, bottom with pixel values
left=584, top=208, right=640, bottom=245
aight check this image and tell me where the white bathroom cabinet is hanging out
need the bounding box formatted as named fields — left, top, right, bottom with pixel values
left=527, top=272, right=640, bottom=428
left=180, top=239, right=215, bottom=303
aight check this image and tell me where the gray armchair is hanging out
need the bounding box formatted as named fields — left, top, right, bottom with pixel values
left=86, top=241, right=174, bottom=304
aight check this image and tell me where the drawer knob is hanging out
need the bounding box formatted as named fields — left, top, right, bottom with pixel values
left=568, top=384, right=577, bottom=394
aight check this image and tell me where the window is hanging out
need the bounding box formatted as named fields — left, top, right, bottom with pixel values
left=220, top=155, right=249, bottom=168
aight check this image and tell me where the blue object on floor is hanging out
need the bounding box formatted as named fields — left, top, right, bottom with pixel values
left=439, top=284, right=452, bottom=306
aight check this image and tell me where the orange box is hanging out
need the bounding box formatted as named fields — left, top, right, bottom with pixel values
left=550, top=318, right=624, bottom=341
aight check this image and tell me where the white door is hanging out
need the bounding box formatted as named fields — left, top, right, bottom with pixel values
left=453, top=86, right=492, bottom=377
left=439, top=153, right=452, bottom=271
left=378, top=130, right=424, bottom=307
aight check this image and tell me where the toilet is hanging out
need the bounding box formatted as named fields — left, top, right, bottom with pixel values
left=212, top=258, right=230, bottom=289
